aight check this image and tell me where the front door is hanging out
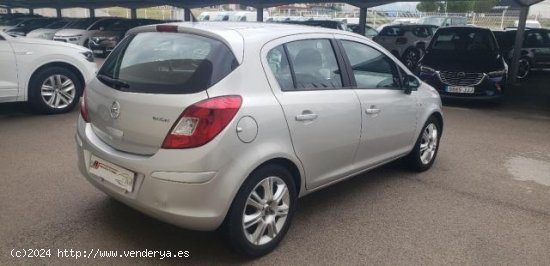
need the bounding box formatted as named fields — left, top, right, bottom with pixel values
left=337, top=37, right=418, bottom=169
left=0, top=34, right=19, bottom=101
left=263, top=37, right=362, bottom=189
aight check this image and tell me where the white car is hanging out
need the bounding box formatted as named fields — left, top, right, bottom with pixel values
left=0, top=31, right=97, bottom=113
left=53, top=18, right=124, bottom=47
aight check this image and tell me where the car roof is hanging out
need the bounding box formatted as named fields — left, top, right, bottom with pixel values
left=128, top=22, right=361, bottom=64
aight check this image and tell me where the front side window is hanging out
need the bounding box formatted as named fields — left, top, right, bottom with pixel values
left=340, top=40, right=401, bottom=89
left=98, top=32, right=238, bottom=94
left=285, top=39, right=343, bottom=90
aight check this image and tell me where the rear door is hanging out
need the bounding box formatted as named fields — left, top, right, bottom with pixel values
left=86, top=31, right=238, bottom=155
left=0, top=34, right=18, bottom=101
left=263, top=35, right=362, bottom=189
left=336, top=36, right=418, bottom=169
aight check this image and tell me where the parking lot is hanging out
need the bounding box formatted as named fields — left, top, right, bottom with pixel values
left=1, top=70, right=549, bottom=264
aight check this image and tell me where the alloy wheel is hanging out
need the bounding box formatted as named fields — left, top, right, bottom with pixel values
left=40, top=74, right=76, bottom=109
left=517, top=58, right=530, bottom=79
left=420, top=123, right=438, bottom=165
left=242, top=176, right=290, bottom=246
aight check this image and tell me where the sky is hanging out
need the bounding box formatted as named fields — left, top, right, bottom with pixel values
left=372, top=0, right=550, bottom=18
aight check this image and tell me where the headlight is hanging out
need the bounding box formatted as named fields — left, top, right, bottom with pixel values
left=487, top=70, right=507, bottom=78
left=420, top=65, right=436, bottom=74
left=81, top=51, right=94, bottom=62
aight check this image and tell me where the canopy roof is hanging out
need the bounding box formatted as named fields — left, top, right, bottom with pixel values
left=1, top=0, right=543, bottom=9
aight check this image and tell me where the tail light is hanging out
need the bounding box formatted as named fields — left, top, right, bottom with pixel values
left=156, top=25, right=178, bottom=32
left=162, top=96, right=242, bottom=149
left=80, top=86, right=90, bottom=122
left=396, top=37, right=408, bottom=45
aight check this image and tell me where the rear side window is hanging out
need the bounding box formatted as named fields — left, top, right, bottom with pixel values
left=98, top=32, right=238, bottom=94
left=285, top=39, right=343, bottom=90
left=267, top=46, right=294, bottom=91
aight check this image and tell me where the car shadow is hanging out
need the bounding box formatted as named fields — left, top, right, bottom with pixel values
left=91, top=160, right=410, bottom=263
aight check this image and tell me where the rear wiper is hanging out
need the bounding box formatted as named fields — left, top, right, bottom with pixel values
left=97, top=73, right=130, bottom=89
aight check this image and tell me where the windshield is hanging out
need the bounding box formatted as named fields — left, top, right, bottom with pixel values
left=66, top=19, right=96, bottom=29
left=418, top=17, right=445, bottom=26
left=0, top=18, right=26, bottom=26
left=18, top=19, right=55, bottom=28
left=430, top=28, right=497, bottom=53
left=44, top=21, right=69, bottom=29
left=103, top=20, right=129, bottom=31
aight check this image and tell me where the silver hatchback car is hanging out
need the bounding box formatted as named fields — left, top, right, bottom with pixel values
left=76, top=22, right=443, bottom=256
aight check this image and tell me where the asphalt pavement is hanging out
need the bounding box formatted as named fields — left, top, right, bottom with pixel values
left=1, top=72, right=549, bottom=265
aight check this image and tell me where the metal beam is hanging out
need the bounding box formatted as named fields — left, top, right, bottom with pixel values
left=184, top=8, right=191, bottom=21
left=56, top=7, right=62, bottom=17
left=508, top=5, right=529, bottom=84
left=257, top=7, right=263, bottom=22
left=89, top=8, right=95, bottom=17
left=29, top=8, right=34, bottom=15
left=130, top=7, right=137, bottom=18
left=358, top=7, right=367, bottom=36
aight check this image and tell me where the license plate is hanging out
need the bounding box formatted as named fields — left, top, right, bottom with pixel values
left=89, top=155, right=135, bottom=192
left=446, top=86, right=474, bottom=94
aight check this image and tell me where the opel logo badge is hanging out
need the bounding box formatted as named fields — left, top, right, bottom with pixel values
left=458, top=72, right=465, bottom=78
left=110, top=101, right=121, bottom=119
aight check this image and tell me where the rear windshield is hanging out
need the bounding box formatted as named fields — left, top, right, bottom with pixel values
left=98, top=32, right=238, bottom=94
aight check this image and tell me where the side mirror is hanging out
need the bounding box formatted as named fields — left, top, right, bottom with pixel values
left=403, top=74, right=420, bottom=94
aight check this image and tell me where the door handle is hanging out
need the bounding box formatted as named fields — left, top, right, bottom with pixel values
left=295, top=111, right=318, bottom=121
left=365, top=106, right=381, bottom=115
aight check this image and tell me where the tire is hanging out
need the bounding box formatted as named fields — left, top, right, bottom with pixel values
left=517, top=57, right=531, bottom=79
left=28, top=66, right=82, bottom=114
left=406, top=116, right=442, bottom=172
left=220, top=164, right=297, bottom=257
left=402, top=48, right=421, bottom=70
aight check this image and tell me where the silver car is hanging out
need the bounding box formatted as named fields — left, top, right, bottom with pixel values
left=76, top=22, right=443, bottom=257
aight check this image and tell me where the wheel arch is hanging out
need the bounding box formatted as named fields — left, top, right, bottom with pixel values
left=430, top=111, right=444, bottom=135
left=28, top=61, right=86, bottom=97
left=254, top=157, right=302, bottom=196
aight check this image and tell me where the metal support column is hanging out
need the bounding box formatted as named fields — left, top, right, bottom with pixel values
left=6, top=8, right=12, bottom=14
left=29, top=8, right=34, bottom=15
left=508, top=5, right=529, bottom=84
left=257, top=7, right=264, bottom=22
left=56, top=8, right=62, bottom=18
left=89, top=8, right=95, bottom=18
left=358, top=7, right=367, bottom=36
left=130, top=8, right=137, bottom=19
left=184, top=8, right=191, bottom=21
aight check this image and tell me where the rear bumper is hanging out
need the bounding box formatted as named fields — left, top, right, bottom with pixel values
left=75, top=118, right=232, bottom=231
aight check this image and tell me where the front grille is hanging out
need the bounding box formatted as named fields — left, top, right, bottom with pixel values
left=438, top=71, right=484, bottom=86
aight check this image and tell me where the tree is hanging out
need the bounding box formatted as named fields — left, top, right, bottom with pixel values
left=417, top=1, right=444, bottom=12
left=416, top=0, right=499, bottom=13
